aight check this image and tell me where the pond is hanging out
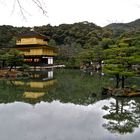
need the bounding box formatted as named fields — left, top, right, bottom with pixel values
left=0, top=69, right=140, bottom=140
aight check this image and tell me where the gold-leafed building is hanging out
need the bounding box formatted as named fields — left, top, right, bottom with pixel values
left=16, top=30, right=57, bottom=66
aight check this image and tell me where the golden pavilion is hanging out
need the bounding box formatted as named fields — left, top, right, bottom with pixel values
left=16, top=30, right=57, bottom=66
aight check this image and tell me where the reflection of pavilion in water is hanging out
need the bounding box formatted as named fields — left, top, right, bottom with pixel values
left=10, top=70, right=57, bottom=99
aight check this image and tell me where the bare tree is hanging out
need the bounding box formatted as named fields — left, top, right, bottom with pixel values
left=0, top=0, right=47, bottom=19
left=17, top=0, right=47, bottom=18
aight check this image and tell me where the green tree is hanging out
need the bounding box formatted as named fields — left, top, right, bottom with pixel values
left=100, top=38, right=114, bottom=49
left=0, top=51, right=10, bottom=68
left=8, top=49, right=24, bottom=71
left=103, top=37, right=140, bottom=88
left=0, top=49, right=24, bottom=71
left=92, top=45, right=104, bottom=69
left=102, top=30, right=113, bottom=38
left=77, top=48, right=94, bottom=69
left=77, top=45, right=104, bottom=70
left=48, top=39, right=56, bottom=46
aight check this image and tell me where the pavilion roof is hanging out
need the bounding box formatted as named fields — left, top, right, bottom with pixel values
left=18, top=30, right=49, bottom=40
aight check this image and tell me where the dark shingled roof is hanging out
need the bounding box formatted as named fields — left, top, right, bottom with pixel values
left=18, top=30, right=48, bottom=40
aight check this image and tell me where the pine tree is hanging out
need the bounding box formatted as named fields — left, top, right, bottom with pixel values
left=103, top=37, right=140, bottom=88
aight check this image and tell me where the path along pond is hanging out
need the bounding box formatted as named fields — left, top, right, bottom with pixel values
left=0, top=69, right=140, bottom=140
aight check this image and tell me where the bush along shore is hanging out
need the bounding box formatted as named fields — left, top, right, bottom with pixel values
left=0, top=69, right=31, bottom=78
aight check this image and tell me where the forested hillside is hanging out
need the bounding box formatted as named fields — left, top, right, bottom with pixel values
left=1, top=19, right=140, bottom=47
left=105, top=19, right=140, bottom=37
left=0, top=26, right=30, bottom=46
left=0, top=21, right=112, bottom=46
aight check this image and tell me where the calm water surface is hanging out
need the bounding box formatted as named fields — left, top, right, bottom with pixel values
left=0, top=69, right=140, bottom=140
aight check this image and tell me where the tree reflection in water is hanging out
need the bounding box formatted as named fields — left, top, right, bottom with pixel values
left=102, top=98, right=140, bottom=134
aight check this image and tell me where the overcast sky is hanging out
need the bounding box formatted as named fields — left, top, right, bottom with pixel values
left=0, top=0, right=140, bottom=27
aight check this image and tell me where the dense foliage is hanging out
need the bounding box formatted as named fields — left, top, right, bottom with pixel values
left=0, top=49, right=24, bottom=70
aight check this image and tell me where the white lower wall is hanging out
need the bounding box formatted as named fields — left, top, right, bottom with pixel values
left=48, top=57, right=53, bottom=64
